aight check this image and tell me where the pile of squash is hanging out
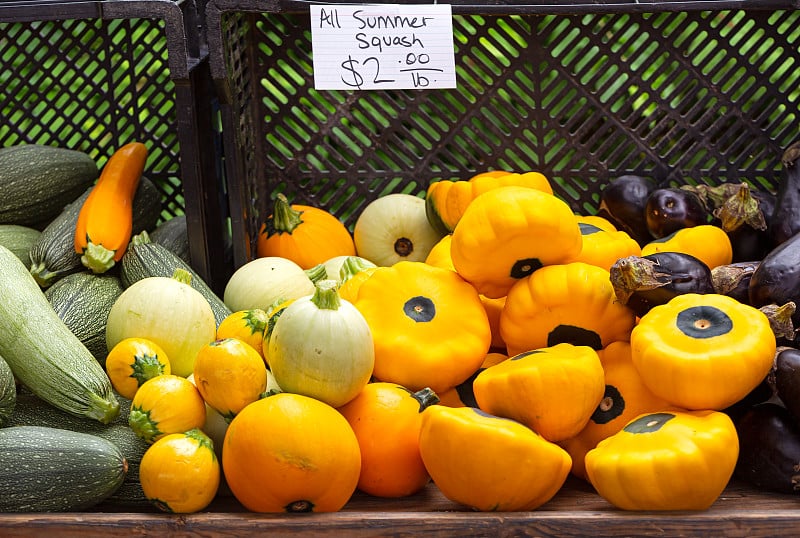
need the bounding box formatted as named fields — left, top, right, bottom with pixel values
left=1, top=139, right=800, bottom=514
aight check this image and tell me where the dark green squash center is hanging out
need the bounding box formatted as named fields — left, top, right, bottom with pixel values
left=623, top=412, right=675, bottom=434
left=590, top=385, right=625, bottom=425
left=510, top=258, right=543, bottom=279
left=403, top=296, right=435, bottom=322
left=578, top=222, right=603, bottom=236
left=547, top=324, right=603, bottom=350
left=675, top=305, right=733, bottom=339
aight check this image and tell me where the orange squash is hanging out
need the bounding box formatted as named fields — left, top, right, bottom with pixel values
left=256, top=193, right=355, bottom=269
left=74, top=142, right=147, bottom=273
left=222, top=393, right=361, bottom=512
left=338, top=383, right=440, bottom=498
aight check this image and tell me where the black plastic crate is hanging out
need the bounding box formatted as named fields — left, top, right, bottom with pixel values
left=0, top=0, right=231, bottom=292
left=206, top=0, right=800, bottom=269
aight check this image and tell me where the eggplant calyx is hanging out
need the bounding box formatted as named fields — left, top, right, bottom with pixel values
left=782, top=140, right=800, bottom=168
left=609, top=256, right=671, bottom=304
left=759, top=302, right=798, bottom=342
left=711, top=264, right=749, bottom=295
left=680, top=183, right=739, bottom=212
left=713, top=183, right=767, bottom=232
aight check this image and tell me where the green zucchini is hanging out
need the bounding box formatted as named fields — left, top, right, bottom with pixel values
left=0, top=425, right=127, bottom=512
left=121, top=231, right=232, bottom=327
left=0, top=144, right=98, bottom=226
left=29, top=175, right=163, bottom=288
left=150, top=214, right=190, bottom=264
left=7, top=390, right=151, bottom=510
left=0, top=354, right=15, bottom=427
left=0, top=245, right=119, bottom=424
left=45, top=271, right=125, bottom=367
left=0, top=224, right=41, bottom=264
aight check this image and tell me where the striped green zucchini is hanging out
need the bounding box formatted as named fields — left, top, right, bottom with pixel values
left=45, top=271, right=125, bottom=367
left=0, top=354, right=15, bottom=427
left=0, top=245, right=119, bottom=424
left=7, top=390, right=151, bottom=510
left=150, top=214, right=190, bottom=264
left=0, top=144, right=98, bottom=226
left=0, top=425, right=127, bottom=512
left=0, top=224, right=41, bottom=265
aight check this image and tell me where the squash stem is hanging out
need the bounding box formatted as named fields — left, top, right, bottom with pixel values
left=81, top=241, right=117, bottom=274
left=171, top=268, right=193, bottom=285
left=271, top=193, right=304, bottom=234
left=311, top=279, right=341, bottom=310
left=86, top=392, right=121, bottom=425
left=305, top=263, right=327, bottom=284
left=28, top=262, right=64, bottom=288
left=339, top=256, right=376, bottom=283
left=131, top=230, right=152, bottom=246
left=413, top=387, right=440, bottom=413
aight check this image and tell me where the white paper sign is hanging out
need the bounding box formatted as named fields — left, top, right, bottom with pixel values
left=310, top=4, right=456, bottom=90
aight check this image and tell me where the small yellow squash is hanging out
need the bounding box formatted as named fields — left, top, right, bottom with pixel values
left=192, top=338, right=268, bottom=422
left=128, top=374, right=207, bottom=444
left=630, top=293, right=775, bottom=410
left=105, top=337, right=171, bottom=400
left=425, top=171, right=553, bottom=235
left=216, top=308, right=270, bottom=360
left=558, top=341, right=671, bottom=480
left=500, top=262, right=636, bottom=357
left=139, top=428, right=220, bottom=513
left=353, top=261, right=491, bottom=394
left=640, top=224, right=733, bottom=269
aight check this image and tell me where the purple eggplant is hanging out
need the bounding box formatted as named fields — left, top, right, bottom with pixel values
left=609, top=252, right=714, bottom=318
left=644, top=187, right=709, bottom=239
left=769, top=140, right=800, bottom=249
left=735, top=401, right=800, bottom=494
left=596, top=175, right=657, bottom=246
left=749, top=231, right=800, bottom=326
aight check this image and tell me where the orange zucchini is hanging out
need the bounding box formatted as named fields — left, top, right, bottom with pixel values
left=74, top=142, right=147, bottom=273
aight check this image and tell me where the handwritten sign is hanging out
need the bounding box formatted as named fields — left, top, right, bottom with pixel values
left=310, top=4, right=456, bottom=90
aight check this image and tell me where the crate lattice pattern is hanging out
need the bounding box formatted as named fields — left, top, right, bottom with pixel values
left=221, top=9, right=800, bottom=257
left=0, top=18, right=185, bottom=220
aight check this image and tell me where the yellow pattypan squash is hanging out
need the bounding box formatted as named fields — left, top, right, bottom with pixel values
left=640, top=224, right=733, bottom=269
left=630, top=293, right=775, bottom=410
left=571, top=220, right=642, bottom=272
left=450, top=186, right=582, bottom=299
left=473, top=343, right=606, bottom=442
left=425, top=171, right=553, bottom=235
left=500, top=262, right=636, bottom=357
left=585, top=410, right=738, bottom=511
left=418, top=405, right=571, bottom=511
left=558, top=341, right=671, bottom=480
left=353, top=261, right=491, bottom=394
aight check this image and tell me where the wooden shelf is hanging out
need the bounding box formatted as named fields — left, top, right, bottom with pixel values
left=1, top=479, right=798, bottom=536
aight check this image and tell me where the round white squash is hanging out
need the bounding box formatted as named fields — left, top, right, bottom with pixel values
left=353, top=193, right=443, bottom=266
left=105, top=269, right=217, bottom=377
left=223, top=256, right=315, bottom=312
left=268, top=279, right=374, bottom=408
